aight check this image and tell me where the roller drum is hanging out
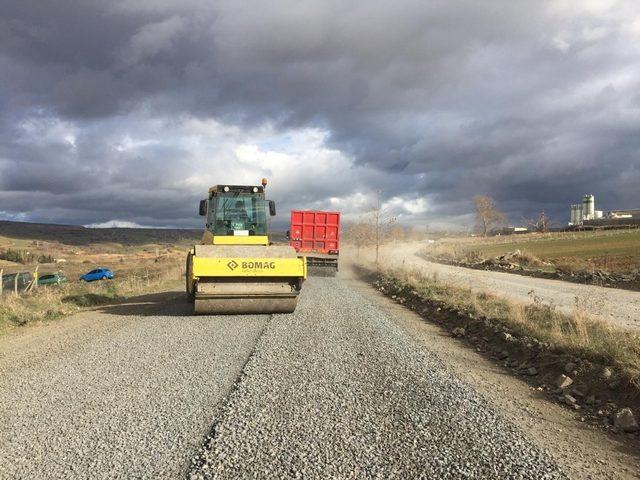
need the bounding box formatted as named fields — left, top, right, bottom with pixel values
left=194, top=296, right=297, bottom=314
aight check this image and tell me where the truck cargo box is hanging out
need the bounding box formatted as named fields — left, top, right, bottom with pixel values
left=290, top=210, right=340, bottom=276
left=290, top=210, right=340, bottom=253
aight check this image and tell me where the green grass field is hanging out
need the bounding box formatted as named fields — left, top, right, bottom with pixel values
left=471, top=230, right=640, bottom=258
left=432, top=229, right=640, bottom=272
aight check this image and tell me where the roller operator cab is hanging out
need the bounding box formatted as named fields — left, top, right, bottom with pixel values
left=199, top=184, right=275, bottom=244
left=186, top=179, right=306, bottom=315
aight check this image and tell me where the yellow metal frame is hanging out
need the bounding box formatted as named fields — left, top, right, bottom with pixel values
left=193, top=256, right=307, bottom=278
left=211, top=235, right=269, bottom=245
left=201, top=230, right=269, bottom=245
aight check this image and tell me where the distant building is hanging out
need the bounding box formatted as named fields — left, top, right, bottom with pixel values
left=608, top=209, right=640, bottom=219
left=569, top=194, right=603, bottom=225
left=491, top=226, right=529, bottom=236
left=568, top=195, right=640, bottom=227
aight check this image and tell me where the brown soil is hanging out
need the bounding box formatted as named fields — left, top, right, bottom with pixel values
left=371, top=274, right=640, bottom=417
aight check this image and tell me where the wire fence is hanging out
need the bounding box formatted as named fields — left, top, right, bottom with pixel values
left=0, top=266, right=39, bottom=299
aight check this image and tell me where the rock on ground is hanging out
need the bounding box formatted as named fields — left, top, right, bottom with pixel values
left=555, top=374, right=574, bottom=389
left=614, top=408, right=639, bottom=433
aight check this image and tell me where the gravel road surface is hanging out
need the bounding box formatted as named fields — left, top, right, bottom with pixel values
left=2, top=279, right=567, bottom=479
left=189, top=278, right=564, bottom=479
left=0, top=295, right=268, bottom=479
left=372, top=242, right=640, bottom=329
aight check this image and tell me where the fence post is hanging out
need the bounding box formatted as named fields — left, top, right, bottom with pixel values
left=32, top=265, right=39, bottom=290
left=0, top=269, right=3, bottom=296
left=14, top=273, right=20, bottom=296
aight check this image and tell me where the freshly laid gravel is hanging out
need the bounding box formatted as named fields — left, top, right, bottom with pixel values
left=1, top=279, right=567, bottom=479
left=190, top=278, right=566, bottom=479
left=0, top=297, right=268, bottom=479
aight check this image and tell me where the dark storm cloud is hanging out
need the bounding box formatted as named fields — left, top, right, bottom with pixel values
left=1, top=0, right=639, bottom=227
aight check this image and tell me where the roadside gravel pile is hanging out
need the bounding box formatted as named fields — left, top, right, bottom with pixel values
left=190, top=278, right=565, bottom=479
left=0, top=301, right=268, bottom=479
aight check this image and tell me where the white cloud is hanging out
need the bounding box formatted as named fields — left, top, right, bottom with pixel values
left=85, top=220, right=148, bottom=228
left=384, top=196, right=429, bottom=215
left=18, top=117, right=77, bottom=149
left=549, top=0, right=620, bottom=16
left=0, top=211, right=28, bottom=221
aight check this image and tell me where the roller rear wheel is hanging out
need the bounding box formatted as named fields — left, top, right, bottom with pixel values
left=185, top=251, right=195, bottom=302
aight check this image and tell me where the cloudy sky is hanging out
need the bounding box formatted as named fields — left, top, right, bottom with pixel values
left=1, top=0, right=639, bottom=230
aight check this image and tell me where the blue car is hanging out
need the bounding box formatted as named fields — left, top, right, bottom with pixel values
left=80, top=268, right=114, bottom=282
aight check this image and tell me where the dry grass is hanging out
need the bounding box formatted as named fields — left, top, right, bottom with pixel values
left=513, top=250, right=546, bottom=268
left=425, top=242, right=548, bottom=270
left=0, top=263, right=183, bottom=333
left=425, top=243, right=483, bottom=263
left=0, top=225, right=195, bottom=334
left=385, top=267, right=640, bottom=386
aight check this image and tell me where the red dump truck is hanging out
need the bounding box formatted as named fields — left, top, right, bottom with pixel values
left=289, top=210, right=340, bottom=276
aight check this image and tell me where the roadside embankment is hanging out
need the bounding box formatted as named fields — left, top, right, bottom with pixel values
left=372, top=268, right=640, bottom=437
left=354, top=241, right=640, bottom=330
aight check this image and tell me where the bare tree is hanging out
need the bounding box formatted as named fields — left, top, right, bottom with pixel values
left=342, top=191, right=398, bottom=268
left=538, top=211, right=549, bottom=233
left=473, top=195, right=507, bottom=236
left=523, top=211, right=557, bottom=233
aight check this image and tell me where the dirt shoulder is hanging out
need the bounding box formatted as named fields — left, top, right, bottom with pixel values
left=357, top=242, right=640, bottom=330
left=340, top=264, right=640, bottom=479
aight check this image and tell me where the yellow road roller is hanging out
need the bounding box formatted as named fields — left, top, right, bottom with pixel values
left=186, top=179, right=306, bottom=314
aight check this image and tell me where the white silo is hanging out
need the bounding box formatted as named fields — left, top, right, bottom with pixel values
left=570, top=204, right=583, bottom=225
left=569, top=206, right=574, bottom=225
left=583, top=195, right=595, bottom=220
